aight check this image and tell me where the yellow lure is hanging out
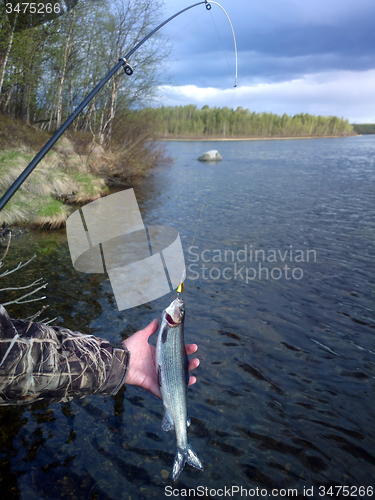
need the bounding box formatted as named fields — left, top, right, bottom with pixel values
left=177, top=282, right=184, bottom=294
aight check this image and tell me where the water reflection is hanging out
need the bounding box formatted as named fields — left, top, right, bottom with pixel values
left=1, top=136, right=374, bottom=498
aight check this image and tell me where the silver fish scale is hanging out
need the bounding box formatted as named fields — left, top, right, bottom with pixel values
left=159, top=322, right=188, bottom=449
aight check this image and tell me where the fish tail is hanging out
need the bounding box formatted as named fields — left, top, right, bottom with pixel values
left=172, top=443, right=204, bottom=481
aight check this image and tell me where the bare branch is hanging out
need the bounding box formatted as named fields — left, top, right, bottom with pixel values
left=0, top=231, right=11, bottom=263
left=43, top=317, right=57, bottom=325
left=0, top=254, right=37, bottom=278
left=2, top=282, right=48, bottom=306
left=0, top=231, right=48, bottom=317
left=0, top=277, right=45, bottom=293
left=26, top=305, right=49, bottom=322
left=3, top=295, right=47, bottom=306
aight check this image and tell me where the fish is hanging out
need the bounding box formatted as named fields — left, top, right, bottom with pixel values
left=156, top=297, right=203, bottom=481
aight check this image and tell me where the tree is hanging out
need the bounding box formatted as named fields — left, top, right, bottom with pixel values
left=0, top=10, right=18, bottom=101
left=1, top=0, right=170, bottom=146
left=142, top=105, right=355, bottom=138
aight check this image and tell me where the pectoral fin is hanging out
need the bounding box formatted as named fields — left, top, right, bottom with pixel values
left=162, top=326, right=168, bottom=344
left=161, top=410, right=174, bottom=432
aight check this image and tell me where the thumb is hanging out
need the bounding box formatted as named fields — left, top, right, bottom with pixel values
left=122, top=319, right=159, bottom=353
left=139, top=318, right=159, bottom=340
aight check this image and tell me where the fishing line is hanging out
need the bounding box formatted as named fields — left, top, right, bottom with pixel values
left=176, top=162, right=214, bottom=296
left=183, top=169, right=212, bottom=275
left=176, top=1, right=238, bottom=295
left=209, top=7, right=235, bottom=86
left=165, top=11, right=206, bottom=43
left=1, top=0, right=238, bottom=284
left=208, top=1, right=238, bottom=88
left=179, top=5, right=237, bottom=211
left=208, top=4, right=238, bottom=138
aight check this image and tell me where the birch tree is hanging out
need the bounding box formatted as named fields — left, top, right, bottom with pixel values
left=0, top=11, right=18, bottom=101
left=55, top=8, right=76, bottom=129
left=92, top=0, right=168, bottom=147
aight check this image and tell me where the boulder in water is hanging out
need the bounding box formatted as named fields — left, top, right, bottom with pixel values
left=197, top=150, right=223, bottom=162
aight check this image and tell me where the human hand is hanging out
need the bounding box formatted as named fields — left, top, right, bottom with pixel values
left=122, top=319, right=200, bottom=399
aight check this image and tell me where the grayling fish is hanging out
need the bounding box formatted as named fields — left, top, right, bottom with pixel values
left=156, top=297, right=203, bottom=481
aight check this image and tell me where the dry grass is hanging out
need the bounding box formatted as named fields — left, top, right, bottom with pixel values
left=0, top=115, right=50, bottom=151
left=98, top=109, right=170, bottom=186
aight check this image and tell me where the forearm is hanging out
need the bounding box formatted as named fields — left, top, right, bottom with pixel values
left=0, top=305, right=130, bottom=406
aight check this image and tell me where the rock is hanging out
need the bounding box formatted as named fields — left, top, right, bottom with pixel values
left=197, top=150, right=223, bottom=162
left=161, top=469, right=169, bottom=479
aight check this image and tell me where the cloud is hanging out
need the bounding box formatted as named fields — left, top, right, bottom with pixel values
left=158, top=69, right=375, bottom=123
left=159, top=0, right=375, bottom=122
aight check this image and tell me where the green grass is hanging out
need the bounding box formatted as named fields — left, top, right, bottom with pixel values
left=36, top=198, right=66, bottom=218
left=0, top=150, right=32, bottom=162
left=35, top=237, right=60, bottom=256
left=71, top=172, right=108, bottom=196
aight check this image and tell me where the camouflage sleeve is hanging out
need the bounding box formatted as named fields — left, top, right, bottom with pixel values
left=0, top=305, right=130, bottom=406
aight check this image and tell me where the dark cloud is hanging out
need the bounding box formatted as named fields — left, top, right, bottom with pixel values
left=161, top=0, right=375, bottom=87
left=241, top=20, right=375, bottom=60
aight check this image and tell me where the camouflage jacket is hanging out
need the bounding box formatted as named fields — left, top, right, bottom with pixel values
left=0, top=305, right=130, bottom=406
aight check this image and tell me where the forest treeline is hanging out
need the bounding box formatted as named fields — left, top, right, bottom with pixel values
left=139, top=105, right=355, bottom=138
left=352, top=124, right=375, bottom=135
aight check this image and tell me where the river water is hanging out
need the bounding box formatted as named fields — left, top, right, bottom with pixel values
left=0, top=136, right=374, bottom=499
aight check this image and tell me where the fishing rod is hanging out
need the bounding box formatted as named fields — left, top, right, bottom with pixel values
left=0, top=0, right=237, bottom=212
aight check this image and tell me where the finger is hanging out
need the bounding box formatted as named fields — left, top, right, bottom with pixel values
left=188, top=358, right=199, bottom=372
left=139, top=319, right=159, bottom=339
left=185, top=343, right=198, bottom=355
left=188, top=375, right=197, bottom=386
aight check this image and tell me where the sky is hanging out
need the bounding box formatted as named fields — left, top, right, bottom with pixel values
left=154, top=0, right=375, bottom=122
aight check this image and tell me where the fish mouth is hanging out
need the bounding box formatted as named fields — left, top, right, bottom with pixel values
left=165, top=313, right=177, bottom=326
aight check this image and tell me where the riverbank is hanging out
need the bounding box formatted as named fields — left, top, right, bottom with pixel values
left=158, top=134, right=357, bottom=141
left=0, top=115, right=109, bottom=229
left=352, top=123, right=375, bottom=134
left=0, top=114, right=162, bottom=229
left=0, top=143, right=108, bottom=229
